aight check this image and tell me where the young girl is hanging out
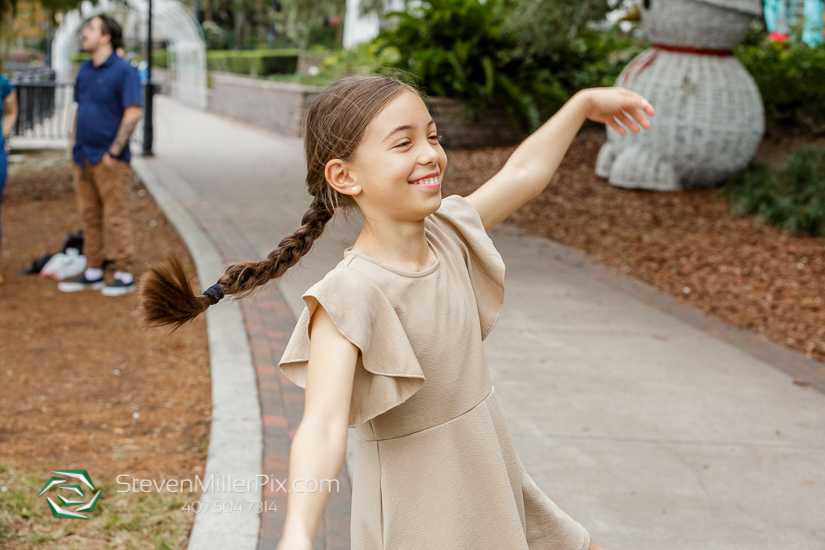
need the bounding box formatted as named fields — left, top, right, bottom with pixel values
left=138, top=74, right=653, bottom=550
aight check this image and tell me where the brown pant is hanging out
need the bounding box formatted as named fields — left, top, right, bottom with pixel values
left=73, top=159, right=135, bottom=273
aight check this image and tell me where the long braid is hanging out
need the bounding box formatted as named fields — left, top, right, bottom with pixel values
left=136, top=74, right=417, bottom=329
left=217, top=197, right=334, bottom=298
left=137, top=197, right=334, bottom=329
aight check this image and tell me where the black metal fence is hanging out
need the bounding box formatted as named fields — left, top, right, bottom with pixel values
left=12, top=81, right=76, bottom=140
left=9, top=78, right=146, bottom=148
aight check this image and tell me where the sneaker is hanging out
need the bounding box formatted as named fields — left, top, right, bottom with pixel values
left=58, top=271, right=105, bottom=292
left=101, top=278, right=135, bottom=297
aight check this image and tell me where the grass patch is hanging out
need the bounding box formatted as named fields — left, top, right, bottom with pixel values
left=0, top=464, right=198, bottom=549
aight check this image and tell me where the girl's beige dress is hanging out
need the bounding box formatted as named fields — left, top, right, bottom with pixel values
left=279, top=194, right=591, bottom=550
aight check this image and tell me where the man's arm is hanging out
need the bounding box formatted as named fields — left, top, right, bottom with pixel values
left=107, top=105, right=143, bottom=159
left=105, top=63, right=144, bottom=161
left=68, top=110, right=77, bottom=159
left=70, top=75, right=80, bottom=159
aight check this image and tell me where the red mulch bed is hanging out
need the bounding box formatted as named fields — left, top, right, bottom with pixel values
left=0, top=150, right=210, bottom=548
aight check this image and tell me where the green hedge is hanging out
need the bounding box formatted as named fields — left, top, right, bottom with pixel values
left=206, top=49, right=299, bottom=77
left=736, top=40, right=825, bottom=135
left=70, top=50, right=168, bottom=68
left=152, top=50, right=168, bottom=68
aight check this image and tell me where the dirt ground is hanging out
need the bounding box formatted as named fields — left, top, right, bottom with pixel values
left=0, top=150, right=210, bottom=549
left=443, top=130, right=825, bottom=365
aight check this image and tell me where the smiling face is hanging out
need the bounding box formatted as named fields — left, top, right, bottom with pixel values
left=339, top=89, right=448, bottom=223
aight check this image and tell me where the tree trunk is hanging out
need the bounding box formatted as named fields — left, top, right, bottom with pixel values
left=234, top=7, right=245, bottom=48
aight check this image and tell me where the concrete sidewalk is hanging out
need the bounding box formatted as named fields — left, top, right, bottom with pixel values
left=150, top=95, right=825, bottom=550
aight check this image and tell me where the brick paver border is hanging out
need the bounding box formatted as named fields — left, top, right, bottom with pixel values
left=144, top=158, right=352, bottom=550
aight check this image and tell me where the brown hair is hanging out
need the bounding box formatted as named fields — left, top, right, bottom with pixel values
left=96, top=15, right=124, bottom=51
left=137, top=74, right=418, bottom=329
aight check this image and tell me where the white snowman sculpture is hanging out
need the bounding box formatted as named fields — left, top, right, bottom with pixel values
left=596, top=0, right=765, bottom=191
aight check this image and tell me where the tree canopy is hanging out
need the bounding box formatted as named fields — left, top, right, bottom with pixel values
left=1, top=0, right=88, bottom=34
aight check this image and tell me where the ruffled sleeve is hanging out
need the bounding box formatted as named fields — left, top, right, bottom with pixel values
left=429, top=194, right=506, bottom=341
left=278, top=267, right=426, bottom=428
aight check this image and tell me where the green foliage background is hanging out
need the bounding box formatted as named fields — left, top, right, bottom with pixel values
left=1, top=0, right=85, bottom=24
left=374, top=0, right=642, bottom=131
left=720, top=148, right=825, bottom=237
left=735, top=40, right=825, bottom=136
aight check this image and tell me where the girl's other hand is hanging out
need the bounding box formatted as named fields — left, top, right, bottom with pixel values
left=579, top=87, right=655, bottom=136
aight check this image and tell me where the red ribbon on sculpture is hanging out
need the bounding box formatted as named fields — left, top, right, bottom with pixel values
left=621, top=43, right=734, bottom=85
left=650, top=43, right=735, bottom=57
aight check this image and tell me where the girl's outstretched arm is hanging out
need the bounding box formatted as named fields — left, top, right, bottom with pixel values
left=465, top=87, right=655, bottom=232
left=276, top=304, right=359, bottom=550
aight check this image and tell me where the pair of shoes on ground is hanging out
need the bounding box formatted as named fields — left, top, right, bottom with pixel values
left=58, top=271, right=135, bottom=296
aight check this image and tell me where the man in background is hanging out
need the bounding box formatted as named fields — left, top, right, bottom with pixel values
left=59, top=15, right=143, bottom=296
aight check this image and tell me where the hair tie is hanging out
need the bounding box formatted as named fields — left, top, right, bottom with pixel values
left=203, top=283, right=224, bottom=305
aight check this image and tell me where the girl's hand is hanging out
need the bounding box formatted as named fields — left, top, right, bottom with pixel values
left=580, top=87, right=655, bottom=136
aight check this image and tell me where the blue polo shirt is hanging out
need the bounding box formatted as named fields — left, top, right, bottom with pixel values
left=73, top=52, right=141, bottom=165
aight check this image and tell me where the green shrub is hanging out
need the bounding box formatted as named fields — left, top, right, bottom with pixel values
left=307, top=22, right=341, bottom=50
left=206, top=49, right=299, bottom=77
left=379, top=0, right=519, bottom=118
left=519, top=27, right=646, bottom=124
left=152, top=50, right=168, bottom=68
left=373, top=0, right=643, bottom=130
left=202, top=21, right=234, bottom=51
left=319, top=41, right=401, bottom=78
left=70, top=52, right=90, bottom=64
left=260, top=51, right=300, bottom=75
left=719, top=147, right=825, bottom=237
left=736, top=39, right=825, bottom=135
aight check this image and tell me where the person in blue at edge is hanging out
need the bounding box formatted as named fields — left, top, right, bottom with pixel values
left=59, top=15, right=143, bottom=296
left=0, top=61, right=19, bottom=285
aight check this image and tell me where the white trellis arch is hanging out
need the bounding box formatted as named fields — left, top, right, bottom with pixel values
left=52, top=0, right=207, bottom=109
left=343, top=0, right=409, bottom=48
